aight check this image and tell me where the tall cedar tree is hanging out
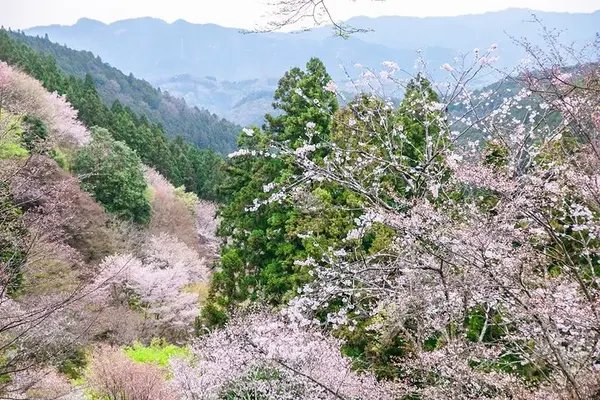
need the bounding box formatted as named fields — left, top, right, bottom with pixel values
left=202, top=58, right=339, bottom=326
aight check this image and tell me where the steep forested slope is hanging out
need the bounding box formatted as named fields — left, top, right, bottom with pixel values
left=0, top=29, right=227, bottom=201
left=0, top=57, right=217, bottom=395
left=7, top=30, right=240, bottom=154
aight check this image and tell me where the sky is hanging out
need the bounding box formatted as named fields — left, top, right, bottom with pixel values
left=1, top=0, right=599, bottom=30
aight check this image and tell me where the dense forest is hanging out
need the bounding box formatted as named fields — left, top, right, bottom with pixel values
left=2, top=7, right=600, bottom=400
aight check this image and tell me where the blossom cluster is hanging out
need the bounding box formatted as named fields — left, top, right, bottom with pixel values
left=90, top=233, right=211, bottom=334
left=170, top=311, right=396, bottom=399
left=0, top=61, right=90, bottom=147
left=241, top=35, right=600, bottom=398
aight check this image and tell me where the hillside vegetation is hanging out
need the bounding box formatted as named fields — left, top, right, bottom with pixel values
left=0, top=29, right=227, bottom=201
left=0, top=57, right=218, bottom=396
left=2, top=12, right=600, bottom=400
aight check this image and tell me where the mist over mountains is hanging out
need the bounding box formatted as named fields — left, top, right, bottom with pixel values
left=24, top=8, right=600, bottom=125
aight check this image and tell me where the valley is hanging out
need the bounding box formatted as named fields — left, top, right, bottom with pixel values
left=1, top=3, right=600, bottom=399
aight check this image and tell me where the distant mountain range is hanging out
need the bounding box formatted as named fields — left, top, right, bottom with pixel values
left=23, top=8, right=600, bottom=125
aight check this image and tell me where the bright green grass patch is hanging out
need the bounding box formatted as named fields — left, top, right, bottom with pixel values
left=123, top=338, right=190, bottom=367
left=0, top=141, right=27, bottom=159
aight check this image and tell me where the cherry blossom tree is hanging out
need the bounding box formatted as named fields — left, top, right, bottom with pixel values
left=231, top=31, right=600, bottom=399
left=3, top=367, right=81, bottom=400
left=170, top=310, right=396, bottom=399
left=0, top=61, right=90, bottom=148
left=0, top=63, right=95, bottom=396
left=86, top=346, right=174, bottom=400
left=90, top=233, right=211, bottom=338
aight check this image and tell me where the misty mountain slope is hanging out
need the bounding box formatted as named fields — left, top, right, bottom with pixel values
left=8, top=30, right=241, bottom=153
left=25, top=9, right=600, bottom=82
left=22, top=9, right=599, bottom=126
left=25, top=17, right=453, bottom=82
left=153, top=75, right=279, bottom=126
left=310, top=8, right=600, bottom=48
left=319, top=8, right=600, bottom=72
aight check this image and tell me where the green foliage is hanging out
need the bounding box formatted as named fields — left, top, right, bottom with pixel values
left=123, top=339, right=189, bottom=367
left=0, top=141, right=27, bottom=159
left=21, top=115, right=48, bottom=152
left=49, top=147, right=69, bottom=169
left=74, top=127, right=151, bottom=224
left=198, top=300, right=229, bottom=330
left=0, top=185, right=27, bottom=295
left=483, top=140, right=510, bottom=168
left=0, top=114, right=27, bottom=159
left=201, top=58, right=349, bottom=328
left=58, top=348, right=88, bottom=380
left=173, top=186, right=199, bottom=213
left=265, top=57, right=338, bottom=148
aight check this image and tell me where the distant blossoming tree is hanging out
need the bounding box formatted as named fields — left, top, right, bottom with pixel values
left=86, top=346, right=174, bottom=400
left=91, top=233, right=210, bottom=337
left=0, top=61, right=90, bottom=147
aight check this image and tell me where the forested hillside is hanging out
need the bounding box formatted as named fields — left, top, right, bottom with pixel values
left=3, top=5, right=600, bottom=398
left=154, top=74, right=279, bottom=126
left=0, top=52, right=219, bottom=397
left=6, top=30, right=240, bottom=154
left=0, top=29, right=227, bottom=201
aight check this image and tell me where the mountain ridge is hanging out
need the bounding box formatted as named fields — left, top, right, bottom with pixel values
left=22, top=8, right=600, bottom=125
left=25, top=7, right=600, bottom=31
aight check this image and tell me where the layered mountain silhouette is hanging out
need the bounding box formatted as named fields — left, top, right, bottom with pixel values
left=24, top=8, right=600, bottom=125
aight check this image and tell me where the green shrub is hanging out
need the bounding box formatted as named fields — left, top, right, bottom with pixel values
left=58, top=348, right=88, bottom=380
left=49, top=148, right=69, bottom=169
left=21, top=115, right=48, bottom=152
left=0, top=185, right=27, bottom=295
left=0, top=114, right=27, bottom=159
left=74, top=127, right=151, bottom=224
left=173, top=186, right=199, bottom=213
left=0, top=142, right=27, bottom=159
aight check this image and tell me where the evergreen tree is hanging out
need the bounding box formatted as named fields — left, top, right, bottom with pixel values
left=74, top=127, right=152, bottom=224
left=202, top=58, right=339, bottom=325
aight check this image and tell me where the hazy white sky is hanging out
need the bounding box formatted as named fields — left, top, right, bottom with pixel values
left=2, top=0, right=599, bottom=30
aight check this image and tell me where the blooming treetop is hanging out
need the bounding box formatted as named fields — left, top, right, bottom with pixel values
left=232, top=30, right=600, bottom=399
left=170, top=311, right=396, bottom=399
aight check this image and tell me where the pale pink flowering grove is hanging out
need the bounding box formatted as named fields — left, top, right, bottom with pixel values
left=170, top=311, right=396, bottom=399
left=0, top=61, right=90, bottom=147
left=90, top=233, right=211, bottom=335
